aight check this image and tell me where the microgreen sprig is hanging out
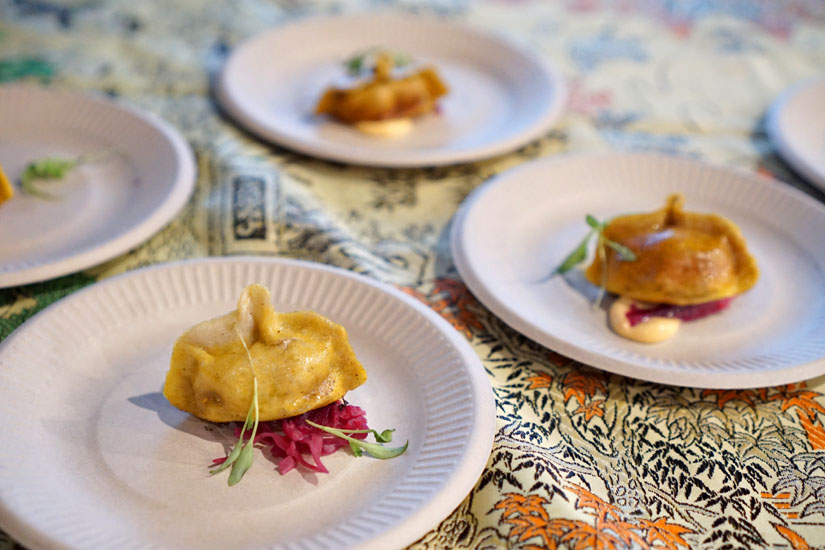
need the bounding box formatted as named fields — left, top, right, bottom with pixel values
left=19, top=150, right=118, bottom=199
left=305, top=420, right=408, bottom=459
left=19, top=157, right=77, bottom=198
left=210, top=331, right=260, bottom=486
left=553, top=214, right=637, bottom=306
left=344, top=48, right=412, bottom=76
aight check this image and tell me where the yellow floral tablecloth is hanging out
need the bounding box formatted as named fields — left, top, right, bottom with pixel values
left=2, top=0, right=825, bottom=548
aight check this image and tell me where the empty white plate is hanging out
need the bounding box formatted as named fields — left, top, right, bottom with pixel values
left=452, top=153, right=825, bottom=389
left=766, top=77, right=825, bottom=192
left=217, top=13, right=566, bottom=167
left=0, top=85, right=196, bottom=288
left=0, top=257, right=496, bottom=550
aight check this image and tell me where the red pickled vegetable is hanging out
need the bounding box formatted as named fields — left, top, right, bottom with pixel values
left=626, top=297, right=733, bottom=327
left=212, top=400, right=369, bottom=475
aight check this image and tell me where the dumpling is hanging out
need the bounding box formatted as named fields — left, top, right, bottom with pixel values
left=163, top=284, right=367, bottom=423
left=0, top=162, right=13, bottom=206
left=585, top=194, right=758, bottom=305
left=315, top=51, right=448, bottom=125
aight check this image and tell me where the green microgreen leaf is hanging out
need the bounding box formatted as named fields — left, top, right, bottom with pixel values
left=31, top=157, right=76, bottom=178
left=374, top=428, right=395, bottom=443
left=227, top=377, right=259, bottom=486
left=19, top=157, right=77, bottom=198
left=209, top=442, right=242, bottom=475
left=552, top=214, right=638, bottom=308
left=227, top=448, right=254, bottom=485
left=211, top=331, right=259, bottom=486
left=552, top=229, right=594, bottom=275
left=585, top=214, right=603, bottom=230
left=305, top=420, right=408, bottom=460
left=349, top=440, right=364, bottom=457
left=604, top=239, right=637, bottom=262
left=344, top=49, right=370, bottom=75
left=18, top=150, right=119, bottom=199
left=344, top=48, right=412, bottom=75
left=324, top=427, right=395, bottom=443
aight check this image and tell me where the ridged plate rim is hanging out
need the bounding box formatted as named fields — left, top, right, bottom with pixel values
left=216, top=12, right=567, bottom=167
left=0, top=257, right=496, bottom=550
left=0, top=84, right=196, bottom=288
left=451, top=152, right=825, bottom=389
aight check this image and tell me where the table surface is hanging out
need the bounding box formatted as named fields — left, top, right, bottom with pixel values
left=2, top=0, right=825, bottom=549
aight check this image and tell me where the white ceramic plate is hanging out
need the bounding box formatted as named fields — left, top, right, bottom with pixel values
left=452, top=153, right=825, bottom=389
left=217, top=13, right=566, bottom=167
left=0, top=85, right=196, bottom=288
left=766, top=77, right=825, bottom=192
left=0, top=257, right=495, bottom=550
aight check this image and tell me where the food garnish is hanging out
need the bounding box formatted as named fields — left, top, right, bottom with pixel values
left=344, top=48, right=411, bottom=76
left=554, top=214, right=637, bottom=275
left=625, top=297, right=733, bottom=327
left=555, top=195, right=758, bottom=343
left=211, top=401, right=407, bottom=479
left=305, top=420, right=408, bottom=459
left=20, top=157, right=77, bottom=198
left=554, top=214, right=637, bottom=307
left=18, top=150, right=118, bottom=199
left=208, top=331, right=260, bottom=486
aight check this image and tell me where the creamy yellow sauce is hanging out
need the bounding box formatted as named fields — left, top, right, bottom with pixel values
left=609, top=296, right=680, bottom=344
left=355, top=117, right=413, bottom=138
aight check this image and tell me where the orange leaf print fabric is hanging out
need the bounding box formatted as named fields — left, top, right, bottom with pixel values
left=494, top=485, right=694, bottom=550
left=772, top=523, right=811, bottom=550
left=401, top=279, right=484, bottom=339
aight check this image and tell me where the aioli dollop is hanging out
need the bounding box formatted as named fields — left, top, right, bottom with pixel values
left=609, top=296, right=680, bottom=344
left=355, top=117, right=413, bottom=138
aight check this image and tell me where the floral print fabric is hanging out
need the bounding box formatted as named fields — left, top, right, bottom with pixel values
left=1, top=0, right=824, bottom=548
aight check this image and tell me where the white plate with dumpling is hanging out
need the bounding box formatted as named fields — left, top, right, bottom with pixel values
left=0, top=257, right=495, bottom=550
left=217, top=13, right=566, bottom=167
left=452, top=153, right=825, bottom=388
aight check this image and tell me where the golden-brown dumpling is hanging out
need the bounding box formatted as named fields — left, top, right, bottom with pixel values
left=0, top=162, right=13, bottom=206
left=163, top=284, right=367, bottom=423
left=315, top=51, right=448, bottom=124
left=585, top=194, right=758, bottom=305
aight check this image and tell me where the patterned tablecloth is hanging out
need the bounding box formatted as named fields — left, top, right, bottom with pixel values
left=2, top=0, right=825, bottom=548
